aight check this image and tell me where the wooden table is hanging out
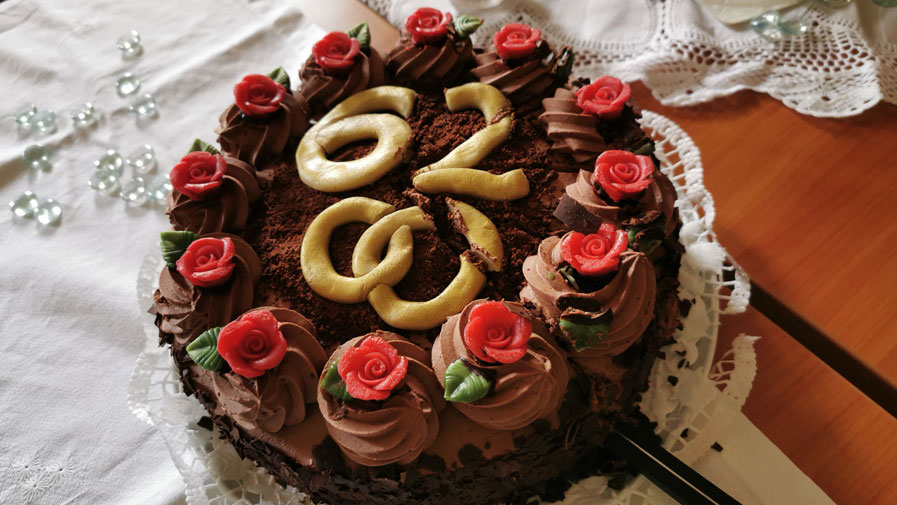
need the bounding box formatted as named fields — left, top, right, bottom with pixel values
left=631, top=83, right=897, bottom=505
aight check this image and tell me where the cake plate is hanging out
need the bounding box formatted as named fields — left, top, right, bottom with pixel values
left=128, top=111, right=757, bottom=505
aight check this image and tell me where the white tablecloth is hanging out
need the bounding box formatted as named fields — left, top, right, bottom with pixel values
left=0, top=1, right=834, bottom=504
left=0, top=1, right=322, bottom=503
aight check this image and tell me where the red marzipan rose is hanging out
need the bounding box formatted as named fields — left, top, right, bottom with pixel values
left=217, top=310, right=287, bottom=378
left=176, top=236, right=236, bottom=288
left=169, top=151, right=227, bottom=201
left=575, top=76, right=631, bottom=119
left=233, top=74, right=286, bottom=116
left=593, top=150, right=655, bottom=202
left=405, top=7, right=452, bottom=44
left=560, top=224, right=628, bottom=276
left=312, top=31, right=361, bottom=74
left=492, top=23, right=542, bottom=61
left=338, top=335, right=408, bottom=401
left=463, top=301, right=532, bottom=364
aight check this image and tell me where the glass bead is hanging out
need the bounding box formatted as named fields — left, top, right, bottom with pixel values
left=30, top=109, right=56, bottom=134
left=115, top=73, right=141, bottom=97
left=117, top=30, right=143, bottom=58
left=88, top=170, right=120, bottom=195
left=36, top=198, right=62, bottom=226
left=126, top=144, right=157, bottom=174
left=9, top=191, right=39, bottom=218
left=23, top=145, right=52, bottom=171
left=779, top=19, right=811, bottom=37
left=750, top=11, right=783, bottom=41
left=95, top=150, right=124, bottom=177
left=120, top=177, right=148, bottom=205
left=129, top=93, right=157, bottom=118
left=70, top=102, right=99, bottom=128
left=14, top=104, right=37, bottom=127
left=146, top=175, right=173, bottom=203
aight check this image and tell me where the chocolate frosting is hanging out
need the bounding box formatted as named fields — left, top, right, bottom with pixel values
left=212, top=307, right=327, bottom=433
left=153, top=233, right=261, bottom=351
left=554, top=169, right=679, bottom=238
left=216, top=92, right=310, bottom=166
left=471, top=40, right=563, bottom=108
left=298, top=49, right=385, bottom=119
left=431, top=300, right=569, bottom=431
left=520, top=237, right=656, bottom=361
left=385, top=32, right=474, bottom=86
left=539, top=87, right=606, bottom=167
left=317, top=331, right=445, bottom=467
left=166, top=157, right=261, bottom=235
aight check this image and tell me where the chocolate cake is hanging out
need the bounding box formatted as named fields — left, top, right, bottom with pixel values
left=150, top=10, right=682, bottom=505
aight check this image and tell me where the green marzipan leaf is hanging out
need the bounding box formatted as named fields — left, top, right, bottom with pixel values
left=443, top=359, right=491, bottom=403
left=267, top=66, right=291, bottom=90
left=558, top=265, right=580, bottom=292
left=555, top=48, right=574, bottom=84
left=560, top=318, right=610, bottom=351
left=186, top=327, right=225, bottom=371
left=188, top=138, right=220, bottom=156
left=160, top=230, right=199, bottom=268
left=453, top=15, right=483, bottom=39
left=320, top=360, right=353, bottom=401
left=632, top=142, right=655, bottom=156
left=346, top=22, right=371, bottom=51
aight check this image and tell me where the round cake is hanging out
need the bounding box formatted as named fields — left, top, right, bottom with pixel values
left=151, top=10, right=682, bottom=505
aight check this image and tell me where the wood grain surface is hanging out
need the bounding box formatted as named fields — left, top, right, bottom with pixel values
left=630, top=82, right=897, bottom=505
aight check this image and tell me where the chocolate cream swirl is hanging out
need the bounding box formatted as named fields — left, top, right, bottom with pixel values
left=539, top=87, right=607, bottom=167
left=554, top=169, right=679, bottom=238
left=216, top=91, right=310, bottom=166
left=212, top=307, right=327, bottom=433
left=431, top=300, right=570, bottom=431
left=471, top=40, right=565, bottom=108
left=298, top=49, right=385, bottom=119
left=317, top=331, right=445, bottom=467
left=166, top=157, right=260, bottom=235
left=385, top=31, right=474, bottom=86
left=520, top=237, right=656, bottom=361
left=152, top=233, right=261, bottom=351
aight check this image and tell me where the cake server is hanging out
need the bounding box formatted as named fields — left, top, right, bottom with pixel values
left=724, top=271, right=897, bottom=420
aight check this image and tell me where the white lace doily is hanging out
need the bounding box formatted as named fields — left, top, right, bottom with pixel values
left=128, top=111, right=758, bottom=505
left=365, top=0, right=897, bottom=118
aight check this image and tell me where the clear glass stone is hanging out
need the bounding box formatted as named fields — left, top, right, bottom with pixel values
left=129, top=93, right=157, bottom=118
left=23, top=145, right=52, bottom=171
left=126, top=144, right=157, bottom=174
left=36, top=198, right=62, bottom=226
left=779, top=19, right=811, bottom=37
left=750, top=11, right=784, bottom=41
left=115, top=73, right=141, bottom=97
left=146, top=175, right=173, bottom=203
left=70, top=102, right=99, bottom=128
left=120, top=177, right=148, bottom=205
left=30, top=109, right=56, bottom=134
left=88, top=170, right=120, bottom=195
left=117, top=30, right=143, bottom=58
left=95, top=150, right=124, bottom=177
left=15, top=104, right=37, bottom=126
left=9, top=191, right=39, bottom=218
